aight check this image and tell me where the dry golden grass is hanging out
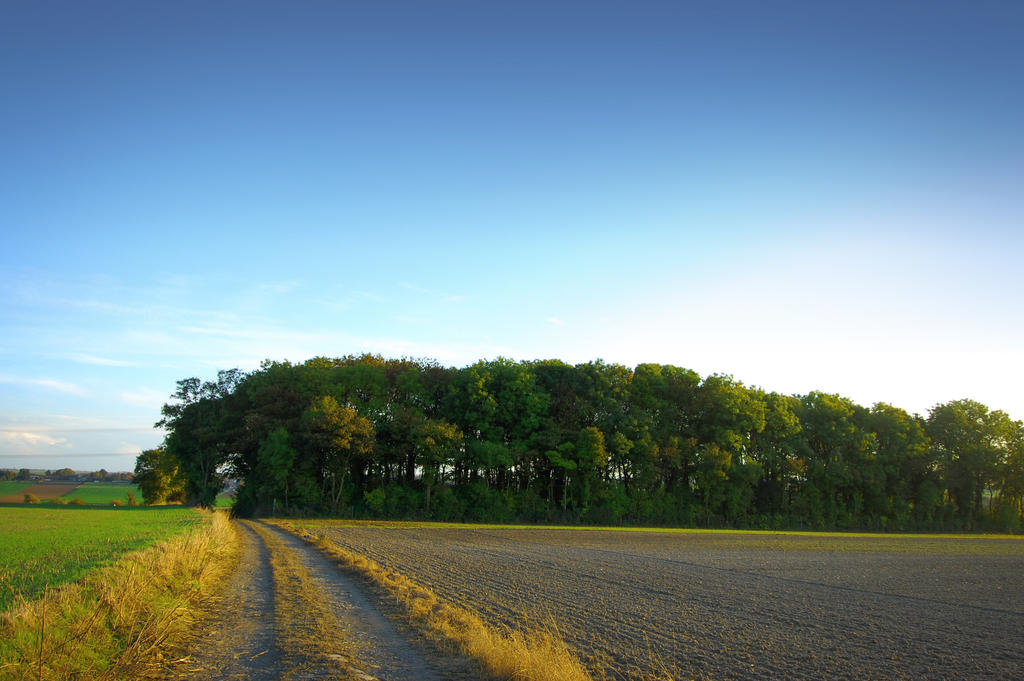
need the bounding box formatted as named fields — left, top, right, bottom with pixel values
left=271, top=521, right=594, bottom=681
left=0, top=510, right=236, bottom=681
left=244, top=521, right=358, bottom=680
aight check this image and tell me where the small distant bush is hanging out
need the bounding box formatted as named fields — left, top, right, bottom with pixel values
left=112, top=499, right=124, bottom=507
left=71, top=498, right=85, bottom=506
left=126, top=491, right=138, bottom=507
left=23, top=493, right=40, bottom=504
left=53, top=497, right=69, bottom=505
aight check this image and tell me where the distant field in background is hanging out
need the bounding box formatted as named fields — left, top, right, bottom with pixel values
left=0, top=506, right=202, bottom=610
left=0, top=482, right=142, bottom=505
left=213, top=494, right=234, bottom=509
left=0, top=481, right=31, bottom=498
left=301, top=521, right=1024, bottom=681
left=59, top=482, right=142, bottom=505
left=0, top=482, right=78, bottom=503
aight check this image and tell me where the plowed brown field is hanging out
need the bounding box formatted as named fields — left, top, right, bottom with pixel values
left=0, top=482, right=79, bottom=502
left=304, top=523, right=1024, bottom=681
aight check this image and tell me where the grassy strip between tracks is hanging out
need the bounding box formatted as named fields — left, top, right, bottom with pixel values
left=0, top=511, right=236, bottom=681
left=244, top=521, right=361, bottom=681
left=272, top=520, right=594, bottom=681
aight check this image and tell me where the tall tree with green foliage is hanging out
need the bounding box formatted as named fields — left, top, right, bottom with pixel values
left=927, top=399, right=1016, bottom=526
left=301, top=395, right=375, bottom=513
left=794, top=392, right=875, bottom=528
left=866, top=403, right=934, bottom=528
left=144, top=354, right=1021, bottom=530
left=157, top=370, right=246, bottom=507
left=420, top=418, right=463, bottom=512
left=133, top=448, right=186, bottom=504
left=256, top=426, right=298, bottom=511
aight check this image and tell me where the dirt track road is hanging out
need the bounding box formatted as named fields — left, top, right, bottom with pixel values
left=151, top=521, right=482, bottom=681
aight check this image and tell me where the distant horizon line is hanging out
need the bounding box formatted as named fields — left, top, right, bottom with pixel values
left=0, top=467, right=134, bottom=474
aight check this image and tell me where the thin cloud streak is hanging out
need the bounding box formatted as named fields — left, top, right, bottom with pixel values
left=0, top=376, right=89, bottom=397
left=0, top=431, right=70, bottom=452
left=64, top=353, right=139, bottom=367
left=0, top=452, right=138, bottom=458
left=0, top=427, right=157, bottom=433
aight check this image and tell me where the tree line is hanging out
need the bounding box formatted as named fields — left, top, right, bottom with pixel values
left=1, top=468, right=132, bottom=482
left=137, top=355, right=1024, bottom=531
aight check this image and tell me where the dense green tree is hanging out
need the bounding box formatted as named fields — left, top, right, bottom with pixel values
left=996, top=425, right=1024, bottom=529
left=927, top=399, right=1017, bottom=526
left=691, top=375, right=766, bottom=524
left=866, top=403, right=934, bottom=528
left=157, top=370, right=246, bottom=507
left=748, top=392, right=802, bottom=519
left=794, top=393, right=875, bottom=528
left=133, top=448, right=186, bottom=504
left=256, top=426, right=298, bottom=510
left=53, top=467, right=76, bottom=480
left=631, top=364, right=701, bottom=493
left=301, top=395, right=375, bottom=513
left=570, top=426, right=607, bottom=514
left=446, top=358, right=546, bottom=488
left=142, top=354, right=1021, bottom=531
left=420, top=418, right=463, bottom=512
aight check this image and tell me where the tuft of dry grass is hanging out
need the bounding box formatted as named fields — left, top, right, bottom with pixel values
left=0, top=510, right=236, bottom=681
left=272, top=521, right=594, bottom=681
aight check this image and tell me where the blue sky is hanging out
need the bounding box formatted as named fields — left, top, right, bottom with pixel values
left=2, top=1, right=1022, bottom=471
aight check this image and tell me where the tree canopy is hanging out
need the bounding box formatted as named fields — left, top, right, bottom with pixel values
left=144, top=354, right=1024, bottom=531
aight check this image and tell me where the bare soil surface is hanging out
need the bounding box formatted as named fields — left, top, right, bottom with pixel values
left=262, top=523, right=482, bottom=681
left=150, top=521, right=482, bottom=681
left=313, top=525, right=1024, bottom=681
left=0, top=482, right=79, bottom=502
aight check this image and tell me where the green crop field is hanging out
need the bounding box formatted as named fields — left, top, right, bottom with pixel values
left=60, top=482, right=142, bottom=505
left=0, top=506, right=202, bottom=611
left=213, top=494, right=235, bottom=509
left=0, top=481, right=31, bottom=497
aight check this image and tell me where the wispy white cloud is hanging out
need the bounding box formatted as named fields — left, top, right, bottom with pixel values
left=35, top=379, right=88, bottom=395
left=0, top=426, right=158, bottom=433
left=0, top=431, right=70, bottom=453
left=0, top=376, right=89, bottom=397
left=547, top=317, right=566, bottom=326
left=64, top=353, right=139, bottom=367
left=178, top=324, right=324, bottom=343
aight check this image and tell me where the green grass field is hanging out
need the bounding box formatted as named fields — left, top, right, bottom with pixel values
left=0, top=506, right=202, bottom=610
left=213, top=494, right=235, bottom=509
left=0, top=481, right=31, bottom=497
left=60, top=482, right=142, bottom=505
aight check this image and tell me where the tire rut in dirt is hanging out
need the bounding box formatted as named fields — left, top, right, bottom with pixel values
left=155, top=521, right=283, bottom=680
left=258, top=522, right=483, bottom=681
